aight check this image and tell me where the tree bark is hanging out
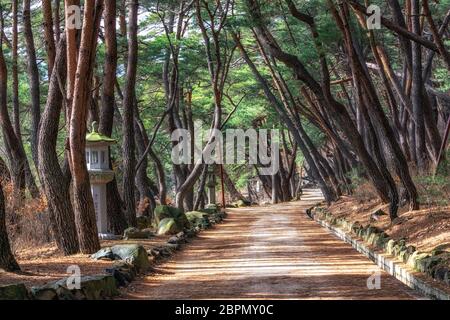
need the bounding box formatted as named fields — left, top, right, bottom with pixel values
left=38, top=35, right=80, bottom=255
left=99, top=0, right=127, bottom=235
left=42, top=0, right=56, bottom=77
left=23, top=0, right=41, bottom=168
left=68, top=0, right=103, bottom=254
left=122, top=0, right=139, bottom=227
left=0, top=182, right=20, bottom=272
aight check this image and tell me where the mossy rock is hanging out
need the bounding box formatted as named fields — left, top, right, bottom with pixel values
left=0, top=283, right=29, bottom=300
left=32, top=275, right=118, bottom=300
left=416, top=256, right=443, bottom=274
left=375, top=233, right=390, bottom=249
left=186, top=211, right=210, bottom=229
left=206, top=203, right=220, bottom=211
left=91, top=247, right=118, bottom=261
left=105, top=262, right=137, bottom=287
left=158, top=218, right=182, bottom=235
left=110, top=244, right=150, bottom=271
left=123, top=227, right=154, bottom=240
left=155, top=205, right=190, bottom=231
left=407, top=251, right=431, bottom=270
left=386, top=239, right=397, bottom=255
left=399, top=245, right=416, bottom=263
left=393, top=243, right=407, bottom=257
left=430, top=243, right=450, bottom=256
left=199, top=208, right=216, bottom=215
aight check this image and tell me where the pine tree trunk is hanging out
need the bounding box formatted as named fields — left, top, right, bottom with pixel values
left=23, top=0, right=41, bottom=168
left=42, top=0, right=56, bottom=77
left=38, top=35, right=80, bottom=255
left=68, top=0, right=103, bottom=254
left=0, top=182, right=20, bottom=272
left=122, top=0, right=139, bottom=227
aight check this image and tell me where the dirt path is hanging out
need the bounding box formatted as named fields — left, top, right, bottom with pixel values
left=122, top=190, right=422, bottom=300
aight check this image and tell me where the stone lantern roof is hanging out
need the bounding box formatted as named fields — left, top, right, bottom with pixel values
left=86, top=121, right=116, bottom=146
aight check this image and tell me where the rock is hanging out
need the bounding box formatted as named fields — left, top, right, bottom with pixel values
left=123, top=227, right=154, bottom=240
left=158, top=218, right=182, bottom=235
left=165, top=243, right=180, bottom=251
left=407, top=251, right=431, bottom=270
left=155, top=205, right=173, bottom=224
left=399, top=245, right=416, bottom=263
left=168, top=236, right=178, bottom=244
left=98, top=233, right=122, bottom=240
left=186, top=211, right=210, bottom=229
left=417, top=256, right=442, bottom=274
left=199, top=208, right=216, bottom=215
left=90, top=247, right=119, bottom=261
left=105, top=262, right=137, bottom=287
left=0, top=283, right=29, bottom=300
left=155, top=205, right=190, bottom=232
left=152, top=246, right=172, bottom=257
left=31, top=287, right=58, bottom=300
left=136, top=216, right=152, bottom=229
left=185, top=228, right=198, bottom=238
left=31, top=275, right=118, bottom=300
left=434, top=267, right=450, bottom=282
left=386, top=239, right=397, bottom=255
left=111, top=244, right=150, bottom=271
left=206, top=203, right=220, bottom=211
left=430, top=243, right=450, bottom=256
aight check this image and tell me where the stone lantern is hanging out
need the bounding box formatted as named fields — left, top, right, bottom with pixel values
left=85, top=122, right=116, bottom=235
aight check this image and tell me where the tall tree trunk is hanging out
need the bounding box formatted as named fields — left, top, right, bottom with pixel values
left=134, top=106, right=156, bottom=217
left=0, top=12, right=27, bottom=208
left=38, top=35, right=79, bottom=255
left=42, top=0, right=56, bottom=77
left=12, top=0, right=20, bottom=138
left=411, top=0, right=427, bottom=170
left=121, top=0, right=139, bottom=227
left=99, top=0, right=127, bottom=235
left=216, top=166, right=246, bottom=202
left=68, top=0, right=103, bottom=254
left=53, top=0, right=60, bottom=43
left=23, top=0, right=41, bottom=168
left=0, top=182, right=20, bottom=272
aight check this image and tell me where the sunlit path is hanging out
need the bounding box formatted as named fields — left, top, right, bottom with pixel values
left=122, top=190, right=422, bottom=300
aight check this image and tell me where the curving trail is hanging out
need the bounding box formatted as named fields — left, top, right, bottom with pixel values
left=122, top=190, right=422, bottom=300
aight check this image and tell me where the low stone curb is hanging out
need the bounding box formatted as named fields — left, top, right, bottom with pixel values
left=310, top=208, right=450, bottom=300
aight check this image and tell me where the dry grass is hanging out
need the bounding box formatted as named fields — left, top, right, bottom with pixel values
left=329, top=179, right=450, bottom=253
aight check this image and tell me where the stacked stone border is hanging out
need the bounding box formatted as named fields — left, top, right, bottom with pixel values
left=308, top=205, right=450, bottom=300
left=0, top=209, right=227, bottom=300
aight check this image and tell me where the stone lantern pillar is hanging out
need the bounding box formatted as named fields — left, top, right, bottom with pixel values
left=207, top=165, right=216, bottom=205
left=85, top=122, right=116, bottom=235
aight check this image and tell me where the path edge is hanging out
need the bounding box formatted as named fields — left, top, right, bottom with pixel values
left=310, top=209, right=450, bottom=300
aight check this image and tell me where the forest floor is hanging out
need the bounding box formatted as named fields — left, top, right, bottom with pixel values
left=119, top=190, right=423, bottom=300
left=0, top=236, right=171, bottom=288
left=325, top=195, right=450, bottom=253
